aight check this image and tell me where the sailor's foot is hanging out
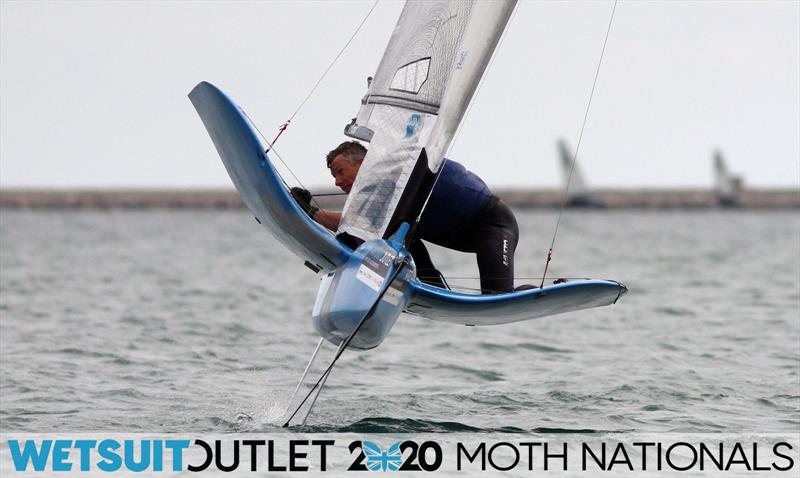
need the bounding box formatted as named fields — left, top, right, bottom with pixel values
left=418, top=268, right=448, bottom=289
left=514, top=284, right=537, bottom=291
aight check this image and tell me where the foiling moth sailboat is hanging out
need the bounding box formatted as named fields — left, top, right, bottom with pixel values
left=190, top=0, right=626, bottom=425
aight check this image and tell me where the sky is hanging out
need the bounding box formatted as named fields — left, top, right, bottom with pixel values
left=1, top=0, right=798, bottom=189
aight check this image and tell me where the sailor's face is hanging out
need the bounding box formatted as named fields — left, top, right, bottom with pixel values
left=330, top=155, right=363, bottom=193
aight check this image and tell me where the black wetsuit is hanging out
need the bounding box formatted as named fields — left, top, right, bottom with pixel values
left=410, top=161, right=519, bottom=294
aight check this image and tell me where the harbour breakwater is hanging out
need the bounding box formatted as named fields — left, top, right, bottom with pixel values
left=0, top=188, right=797, bottom=209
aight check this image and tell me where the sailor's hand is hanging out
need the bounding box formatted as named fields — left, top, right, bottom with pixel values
left=290, top=187, right=319, bottom=218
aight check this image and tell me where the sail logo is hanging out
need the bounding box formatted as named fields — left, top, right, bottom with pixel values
left=405, top=113, right=422, bottom=139
left=361, top=441, right=403, bottom=471
left=455, top=50, right=468, bottom=70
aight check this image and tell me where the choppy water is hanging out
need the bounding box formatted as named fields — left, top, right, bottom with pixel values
left=1, top=209, right=798, bottom=438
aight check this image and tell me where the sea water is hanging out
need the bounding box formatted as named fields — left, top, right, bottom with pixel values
left=0, top=209, right=798, bottom=474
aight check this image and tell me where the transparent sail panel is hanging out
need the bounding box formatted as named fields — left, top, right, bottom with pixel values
left=390, top=58, right=431, bottom=94
left=338, top=105, right=436, bottom=241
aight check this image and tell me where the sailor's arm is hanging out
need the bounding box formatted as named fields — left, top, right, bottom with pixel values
left=311, top=209, right=341, bottom=232
left=290, top=187, right=342, bottom=232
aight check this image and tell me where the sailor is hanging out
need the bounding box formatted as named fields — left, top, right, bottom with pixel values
left=291, top=140, right=524, bottom=294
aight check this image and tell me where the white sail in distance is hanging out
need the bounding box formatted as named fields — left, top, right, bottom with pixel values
left=338, top=0, right=517, bottom=242
left=713, top=150, right=734, bottom=198
left=558, top=139, right=589, bottom=197
left=713, top=149, right=743, bottom=206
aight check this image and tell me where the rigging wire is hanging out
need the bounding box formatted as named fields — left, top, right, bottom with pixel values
left=241, top=109, right=301, bottom=190
left=266, top=0, right=381, bottom=152
left=243, top=1, right=380, bottom=214
left=311, top=192, right=348, bottom=197
left=242, top=109, right=332, bottom=216
left=244, top=112, right=326, bottom=213
left=540, top=0, right=618, bottom=288
left=431, top=276, right=601, bottom=294
left=442, top=276, right=590, bottom=281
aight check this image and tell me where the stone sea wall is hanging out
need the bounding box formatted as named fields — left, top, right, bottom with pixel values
left=1, top=188, right=797, bottom=209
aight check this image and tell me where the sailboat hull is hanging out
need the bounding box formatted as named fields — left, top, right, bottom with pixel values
left=312, top=240, right=416, bottom=350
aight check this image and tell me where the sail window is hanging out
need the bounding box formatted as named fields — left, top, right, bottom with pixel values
left=389, top=58, right=431, bottom=94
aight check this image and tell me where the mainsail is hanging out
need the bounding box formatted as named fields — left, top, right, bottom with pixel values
left=338, top=0, right=517, bottom=243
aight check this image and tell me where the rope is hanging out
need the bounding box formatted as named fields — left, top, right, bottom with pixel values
left=540, top=0, right=618, bottom=288
left=241, top=109, right=299, bottom=188
left=265, top=121, right=289, bottom=153
left=268, top=0, right=380, bottom=152
left=242, top=108, right=325, bottom=213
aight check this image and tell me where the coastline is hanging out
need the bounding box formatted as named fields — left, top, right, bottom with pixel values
left=0, top=187, right=797, bottom=209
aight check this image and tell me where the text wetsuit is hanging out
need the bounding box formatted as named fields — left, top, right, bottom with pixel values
left=410, top=160, right=519, bottom=294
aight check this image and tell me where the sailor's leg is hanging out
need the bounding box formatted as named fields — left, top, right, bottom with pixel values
left=474, top=200, right=519, bottom=294
left=407, top=239, right=447, bottom=289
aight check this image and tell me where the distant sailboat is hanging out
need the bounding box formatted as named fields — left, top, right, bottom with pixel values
left=557, top=139, right=605, bottom=208
left=713, top=150, right=743, bottom=207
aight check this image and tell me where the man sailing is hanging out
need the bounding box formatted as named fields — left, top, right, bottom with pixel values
left=292, top=141, right=527, bottom=294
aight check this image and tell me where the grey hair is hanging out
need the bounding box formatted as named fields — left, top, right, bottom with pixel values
left=326, top=141, right=366, bottom=168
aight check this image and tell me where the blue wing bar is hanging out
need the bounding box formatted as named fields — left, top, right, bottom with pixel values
left=189, top=81, right=351, bottom=272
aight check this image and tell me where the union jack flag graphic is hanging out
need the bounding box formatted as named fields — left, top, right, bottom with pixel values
left=362, top=440, right=403, bottom=472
